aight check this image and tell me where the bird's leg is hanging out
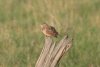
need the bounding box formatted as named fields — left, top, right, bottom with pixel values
left=45, top=35, right=48, bottom=38
left=45, top=35, right=47, bottom=37
left=45, top=35, right=51, bottom=39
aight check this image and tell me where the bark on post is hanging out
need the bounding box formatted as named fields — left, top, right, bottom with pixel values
left=35, top=36, right=73, bottom=67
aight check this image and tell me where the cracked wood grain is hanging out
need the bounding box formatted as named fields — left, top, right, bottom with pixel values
left=35, top=36, right=73, bottom=67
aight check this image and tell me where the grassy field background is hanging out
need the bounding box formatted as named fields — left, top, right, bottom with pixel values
left=0, top=0, right=100, bottom=67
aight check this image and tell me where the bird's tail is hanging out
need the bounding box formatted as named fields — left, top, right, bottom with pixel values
left=58, top=34, right=62, bottom=37
left=54, top=34, right=62, bottom=38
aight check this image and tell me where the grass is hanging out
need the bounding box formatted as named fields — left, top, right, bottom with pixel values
left=0, top=0, right=100, bottom=67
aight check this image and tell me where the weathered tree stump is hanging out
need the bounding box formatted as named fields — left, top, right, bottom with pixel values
left=35, top=36, right=73, bottom=67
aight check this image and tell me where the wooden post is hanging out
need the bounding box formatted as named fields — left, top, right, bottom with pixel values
left=35, top=36, right=73, bottom=67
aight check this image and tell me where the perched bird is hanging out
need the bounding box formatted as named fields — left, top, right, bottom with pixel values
left=40, top=23, right=61, bottom=38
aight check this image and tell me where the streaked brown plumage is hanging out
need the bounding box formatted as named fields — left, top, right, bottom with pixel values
left=40, top=23, right=61, bottom=38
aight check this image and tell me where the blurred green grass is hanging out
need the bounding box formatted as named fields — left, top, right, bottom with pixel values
left=0, top=0, right=100, bottom=67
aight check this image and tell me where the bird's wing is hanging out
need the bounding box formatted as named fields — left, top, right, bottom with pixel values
left=50, top=26, right=58, bottom=34
left=46, top=26, right=57, bottom=36
left=46, top=27, right=53, bottom=33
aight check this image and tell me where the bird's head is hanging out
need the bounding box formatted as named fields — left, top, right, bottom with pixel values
left=40, top=23, right=48, bottom=29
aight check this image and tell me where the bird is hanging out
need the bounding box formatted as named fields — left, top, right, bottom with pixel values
left=40, top=23, right=61, bottom=38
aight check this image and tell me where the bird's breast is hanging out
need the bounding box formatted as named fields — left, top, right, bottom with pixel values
left=42, top=29, right=47, bottom=34
left=42, top=29, right=51, bottom=36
